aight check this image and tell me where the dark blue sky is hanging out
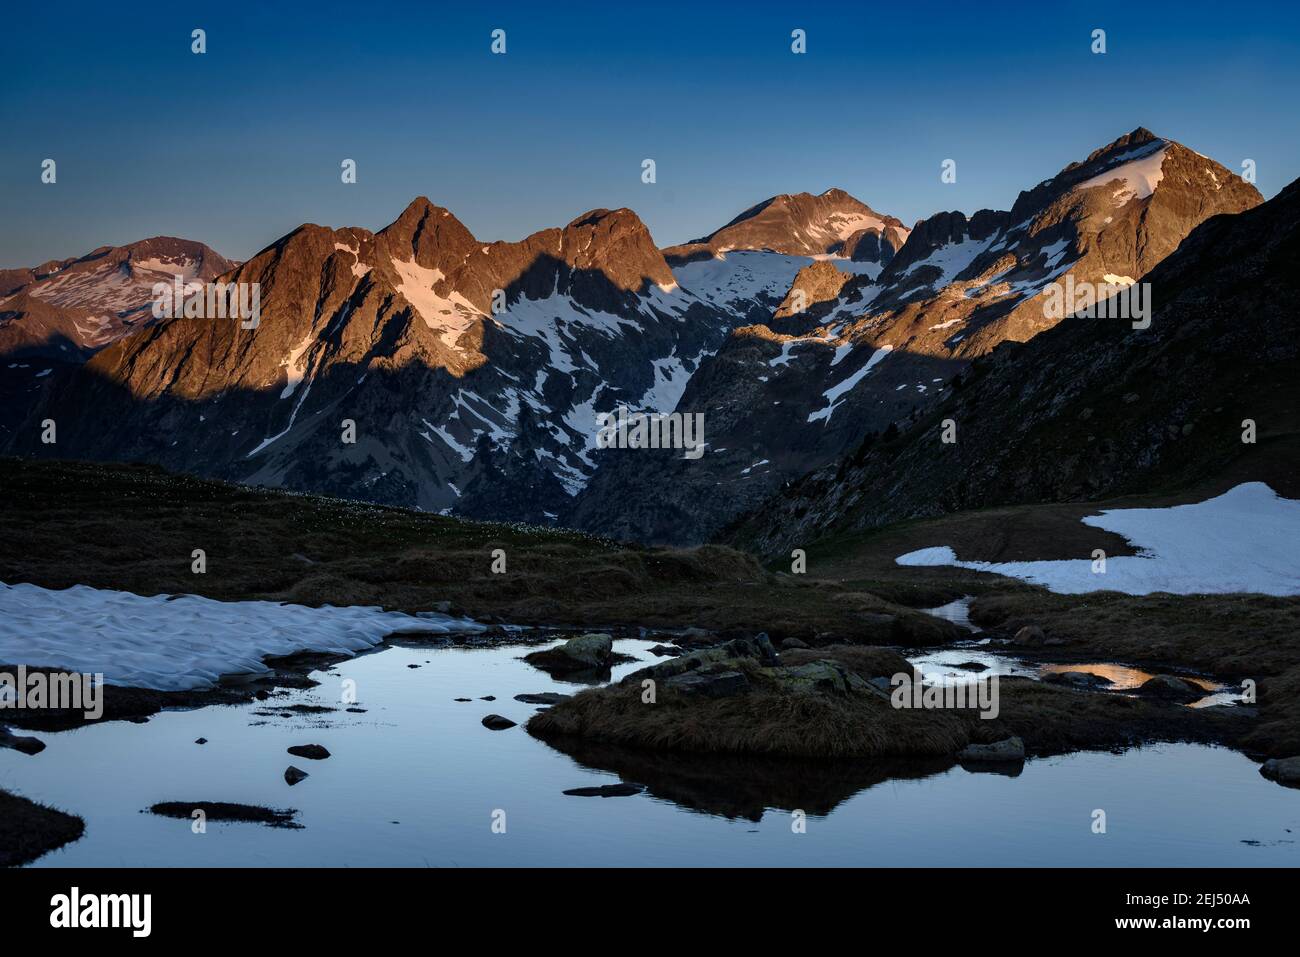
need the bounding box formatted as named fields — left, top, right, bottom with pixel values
left=2, top=0, right=1297, bottom=266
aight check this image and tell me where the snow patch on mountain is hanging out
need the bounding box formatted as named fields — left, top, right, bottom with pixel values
left=808, top=345, right=893, bottom=423
left=391, top=257, right=483, bottom=347
left=1075, top=140, right=1170, bottom=204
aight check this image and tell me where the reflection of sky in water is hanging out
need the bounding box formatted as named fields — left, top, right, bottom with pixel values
left=919, top=597, right=978, bottom=631
left=915, top=597, right=1240, bottom=707
left=1, top=638, right=1292, bottom=867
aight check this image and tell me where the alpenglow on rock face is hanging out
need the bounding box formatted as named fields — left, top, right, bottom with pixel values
left=6, top=200, right=737, bottom=522
left=569, top=128, right=1262, bottom=545
left=1, top=130, right=1268, bottom=547
left=728, top=174, right=1300, bottom=558
left=0, top=237, right=236, bottom=360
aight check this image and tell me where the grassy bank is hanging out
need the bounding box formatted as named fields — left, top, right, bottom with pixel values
left=0, top=457, right=955, bottom=643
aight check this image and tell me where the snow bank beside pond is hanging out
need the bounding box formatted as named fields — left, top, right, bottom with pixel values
left=896, top=483, right=1300, bottom=596
left=0, top=582, right=484, bottom=691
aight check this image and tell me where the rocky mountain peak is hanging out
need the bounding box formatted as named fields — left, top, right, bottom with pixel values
left=379, top=197, right=479, bottom=266
left=666, top=189, right=908, bottom=263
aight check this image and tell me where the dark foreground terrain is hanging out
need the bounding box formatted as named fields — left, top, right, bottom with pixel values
left=2, top=457, right=1297, bottom=864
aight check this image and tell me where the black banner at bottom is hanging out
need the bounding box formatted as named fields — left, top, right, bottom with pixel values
left=0, top=867, right=1280, bottom=941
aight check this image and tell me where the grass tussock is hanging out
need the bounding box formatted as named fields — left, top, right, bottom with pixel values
left=970, top=591, right=1300, bottom=676
left=530, top=665, right=1249, bottom=761
left=530, top=660, right=973, bottom=759
left=781, top=644, right=912, bottom=677
left=0, top=789, right=85, bottom=867
left=0, top=458, right=928, bottom=640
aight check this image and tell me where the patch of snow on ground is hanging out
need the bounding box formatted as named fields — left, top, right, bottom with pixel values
left=896, top=483, right=1300, bottom=596
left=0, top=581, right=484, bottom=690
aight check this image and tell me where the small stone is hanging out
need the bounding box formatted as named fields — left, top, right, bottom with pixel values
left=195, top=737, right=208, bottom=745
left=284, top=766, right=309, bottom=786
left=958, top=736, right=1026, bottom=763
left=1043, top=670, right=1112, bottom=689
left=562, top=783, right=643, bottom=798
left=1013, top=625, right=1045, bottom=645
left=1137, top=675, right=1206, bottom=702
left=481, top=714, right=517, bottom=730
left=514, top=692, right=571, bottom=705
left=287, top=744, right=331, bottom=760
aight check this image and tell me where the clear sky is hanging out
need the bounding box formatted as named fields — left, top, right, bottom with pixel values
left=2, top=0, right=1298, bottom=267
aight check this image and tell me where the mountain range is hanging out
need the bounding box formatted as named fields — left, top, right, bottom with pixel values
left=1, top=127, right=1285, bottom=550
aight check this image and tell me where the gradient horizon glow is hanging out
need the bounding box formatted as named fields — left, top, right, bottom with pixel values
left=2, top=0, right=1297, bottom=267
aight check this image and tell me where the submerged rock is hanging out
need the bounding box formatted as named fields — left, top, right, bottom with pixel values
left=284, top=766, right=309, bottom=786
left=562, top=783, right=644, bottom=798
left=287, top=744, right=331, bottom=760
left=514, top=692, right=572, bottom=705
left=481, top=714, right=517, bottom=730
left=1043, top=671, right=1113, bottom=690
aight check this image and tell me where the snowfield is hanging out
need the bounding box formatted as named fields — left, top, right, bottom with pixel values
left=896, top=483, right=1300, bottom=596
left=0, top=583, right=484, bottom=691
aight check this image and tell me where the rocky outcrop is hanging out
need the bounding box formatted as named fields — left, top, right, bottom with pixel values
left=729, top=172, right=1297, bottom=557
left=525, top=633, right=618, bottom=673
left=664, top=188, right=908, bottom=262
left=577, top=129, right=1262, bottom=546
left=957, top=736, right=1026, bottom=763
left=5, top=200, right=736, bottom=524
left=1259, top=756, right=1300, bottom=787
left=1137, top=675, right=1208, bottom=703
left=0, top=237, right=236, bottom=356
